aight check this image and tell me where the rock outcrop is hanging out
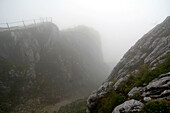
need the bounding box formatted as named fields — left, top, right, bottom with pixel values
left=143, top=97, right=151, bottom=102
left=86, top=82, right=113, bottom=113
left=87, top=16, right=170, bottom=113
left=141, top=72, right=170, bottom=100
left=86, top=72, right=170, bottom=113
left=113, top=74, right=129, bottom=90
left=126, top=72, right=170, bottom=100
left=112, top=99, right=144, bottom=113
left=108, top=16, right=170, bottom=80
left=0, top=22, right=108, bottom=112
left=128, top=87, right=143, bottom=97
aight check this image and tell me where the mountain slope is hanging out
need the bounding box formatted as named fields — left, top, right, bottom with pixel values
left=108, top=16, right=170, bottom=80
left=87, top=16, right=170, bottom=113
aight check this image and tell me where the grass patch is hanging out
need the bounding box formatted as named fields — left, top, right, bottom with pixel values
left=92, top=90, right=125, bottom=113
left=92, top=54, right=170, bottom=113
left=142, top=100, right=170, bottom=113
left=0, top=58, right=29, bottom=72
left=0, top=58, right=30, bottom=113
left=118, top=54, right=170, bottom=95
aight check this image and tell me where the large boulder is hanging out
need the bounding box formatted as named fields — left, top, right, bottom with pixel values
left=112, top=99, right=144, bottom=113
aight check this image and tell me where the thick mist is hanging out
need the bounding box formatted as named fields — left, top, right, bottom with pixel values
left=0, top=1, right=170, bottom=113
left=0, top=0, right=170, bottom=68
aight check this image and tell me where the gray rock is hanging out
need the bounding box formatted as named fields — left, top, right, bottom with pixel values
left=87, top=82, right=113, bottom=113
left=113, top=74, right=130, bottom=90
left=143, top=97, right=152, bottom=102
left=160, top=90, right=170, bottom=97
left=146, top=72, right=170, bottom=90
left=131, top=70, right=139, bottom=74
left=108, top=16, right=170, bottom=81
left=144, top=37, right=168, bottom=64
left=112, top=99, right=144, bottom=113
left=150, top=50, right=170, bottom=66
left=141, top=92, right=150, bottom=97
left=128, top=87, right=143, bottom=97
left=150, top=90, right=170, bottom=98
left=141, top=72, right=170, bottom=100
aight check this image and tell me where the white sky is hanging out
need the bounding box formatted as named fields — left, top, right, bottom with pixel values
left=0, top=0, right=170, bottom=63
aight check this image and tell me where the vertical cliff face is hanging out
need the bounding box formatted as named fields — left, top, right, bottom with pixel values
left=0, top=22, right=107, bottom=112
left=60, top=26, right=107, bottom=82
left=108, top=16, right=170, bottom=81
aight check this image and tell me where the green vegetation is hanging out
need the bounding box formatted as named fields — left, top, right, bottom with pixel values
left=0, top=58, right=29, bottom=72
left=58, top=99, right=87, bottom=113
left=92, top=90, right=125, bottom=113
left=118, top=54, right=170, bottom=96
left=93, top=54, right=170, bottom=112
left=142, top=100, right=170, bottom=113
left=0, top=59, right=30, bottom=113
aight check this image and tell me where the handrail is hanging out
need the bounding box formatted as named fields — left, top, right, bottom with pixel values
left=0, top=17, right=52, bottom=31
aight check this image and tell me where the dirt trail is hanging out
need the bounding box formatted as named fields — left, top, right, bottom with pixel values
left=40, top=98, right=79, bottom=113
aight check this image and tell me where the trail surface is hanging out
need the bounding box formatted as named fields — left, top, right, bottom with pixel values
left=39, top=98, right=80, bottom=113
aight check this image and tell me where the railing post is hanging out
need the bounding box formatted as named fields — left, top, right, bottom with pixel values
left=50, top=17, right=52, bottom=22
left=22, top=20, right=26, bottom=28
left=1, top=17, right=53, bottom=31
left=6, top=23, right=10, bottom=31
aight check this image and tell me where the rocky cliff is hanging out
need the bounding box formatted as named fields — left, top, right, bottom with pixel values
left=0, top=22, right=107, bottom=112
left=87, top=16, right=170, bottom=113
left=108, top=16, right=170, bottom=80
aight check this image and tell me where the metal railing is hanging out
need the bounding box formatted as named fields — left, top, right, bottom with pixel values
left=0, top=17, right=52, bottom=31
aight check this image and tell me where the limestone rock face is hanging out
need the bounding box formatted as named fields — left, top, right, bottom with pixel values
left=112, top=99, right=144, bottom=113
left=86, top=16, right=170, bottom=113
left=128, top=87, right=143, bottom=97
left=126, top=72, right=170, bottom=102
left=141, top=72, right=170, bottom=99
left=126, top=72, right=170, bottom=101
left=113, top=72, right=170, bottom=113
left=113, top=74, right=129, bottom=90
left=146, top=72, right=170, bottom=90
left=108, top=16, right=170, bottom=80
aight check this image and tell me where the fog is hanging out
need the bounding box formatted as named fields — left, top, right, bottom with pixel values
left=0, top=0, right=170, bottom=64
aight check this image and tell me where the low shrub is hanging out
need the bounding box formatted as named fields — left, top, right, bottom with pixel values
left=118, top=55, right=170, bottom=95
left=142, top=100, right=170, bottom=113
left=118, top=74, right=135, bottom=95
left=92, top=90, right=125, bottom=113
